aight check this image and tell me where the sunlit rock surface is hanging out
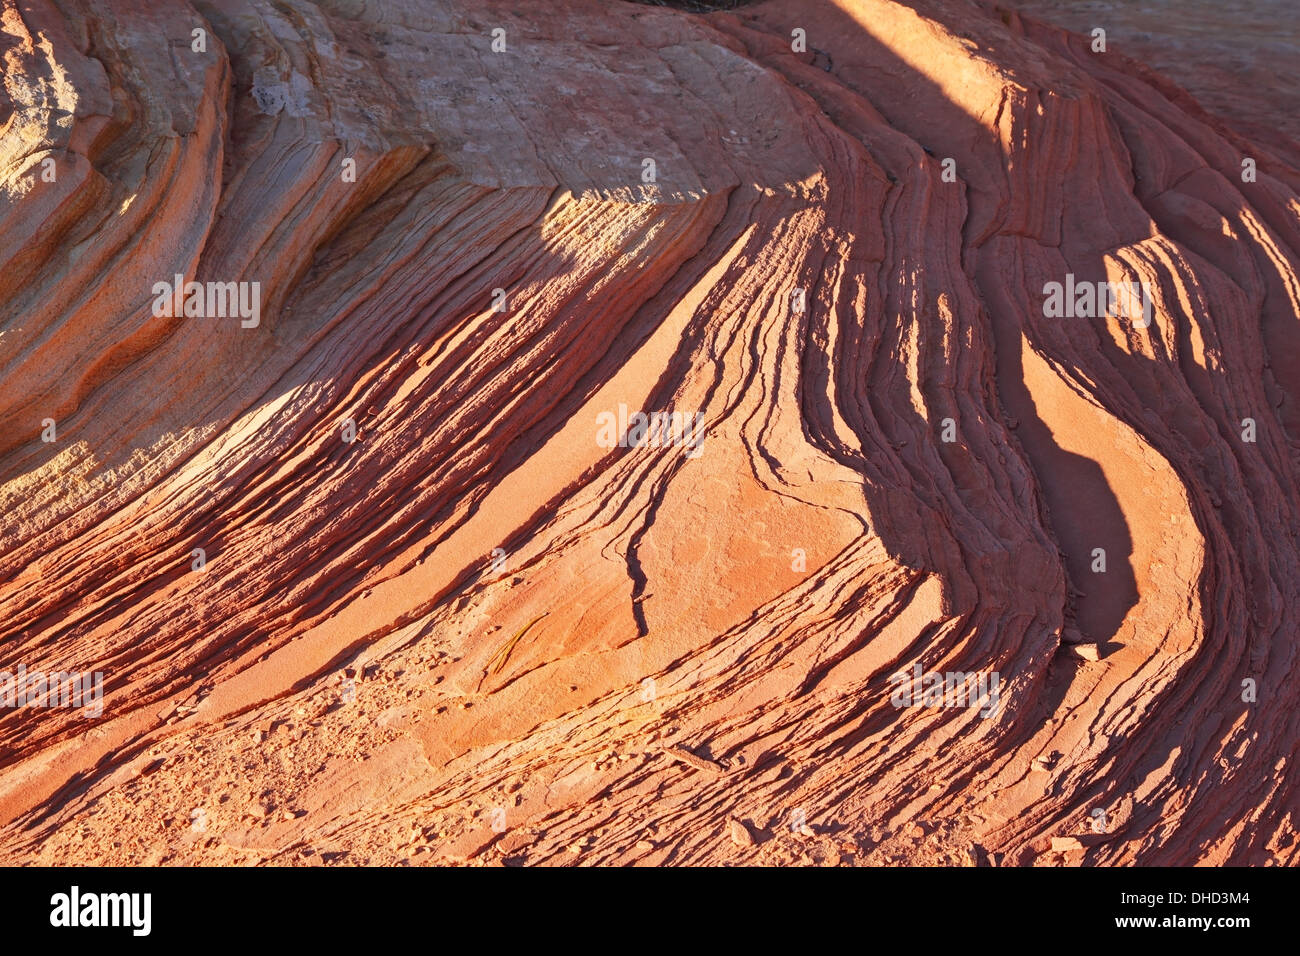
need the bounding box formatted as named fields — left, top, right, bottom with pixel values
left=0, top=0, right=1297, bottom=866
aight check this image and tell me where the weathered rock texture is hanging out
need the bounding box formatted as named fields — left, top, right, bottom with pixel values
left=1007, top=0, right=1300, bottom=171
left=0, top=0, right=1297, bottom=866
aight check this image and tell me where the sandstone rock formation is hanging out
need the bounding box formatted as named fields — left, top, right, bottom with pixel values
left=1007, top=0, right=1300, bottom=171
left=0, top=0, right=1297, bottom=866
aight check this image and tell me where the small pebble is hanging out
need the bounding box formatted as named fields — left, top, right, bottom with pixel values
left=729, top=819, right=755, bottom=847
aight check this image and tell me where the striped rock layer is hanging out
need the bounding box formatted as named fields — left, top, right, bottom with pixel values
left=0, top=0, right=1297, bottom=866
